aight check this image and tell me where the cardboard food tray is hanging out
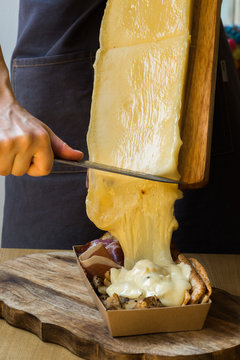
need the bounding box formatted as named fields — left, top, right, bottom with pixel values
left=73, top=245, right=211, bottom=337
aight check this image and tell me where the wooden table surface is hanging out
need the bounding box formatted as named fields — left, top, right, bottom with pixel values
left=0, top=249, right=239, bottom=360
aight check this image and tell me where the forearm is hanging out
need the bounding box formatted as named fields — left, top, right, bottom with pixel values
left=0, top=46, right=15, bottom=106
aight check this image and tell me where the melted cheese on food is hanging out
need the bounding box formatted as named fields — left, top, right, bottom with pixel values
left=86, top=0, right=192, bottom=306
left=107, top=259, right=191, bottom=306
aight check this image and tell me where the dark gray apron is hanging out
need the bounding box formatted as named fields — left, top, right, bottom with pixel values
left=2, top=0, right=106, bottom=249
left=2, top=2, right=240, bottom=254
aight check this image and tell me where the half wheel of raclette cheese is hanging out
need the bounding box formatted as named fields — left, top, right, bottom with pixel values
left=86, top=0, right=192, bottom=273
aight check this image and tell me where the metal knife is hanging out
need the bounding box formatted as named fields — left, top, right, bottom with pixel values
left=54, top=159, right=182, bottom=184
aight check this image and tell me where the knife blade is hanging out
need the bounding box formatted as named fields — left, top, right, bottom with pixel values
left=54, top=159, right=182, bottom=184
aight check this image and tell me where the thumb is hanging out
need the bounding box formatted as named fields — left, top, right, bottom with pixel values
left=47, top=127, right=84, bottom=161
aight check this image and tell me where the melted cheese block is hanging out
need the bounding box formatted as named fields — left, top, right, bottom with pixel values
left=86, top=0, right=192, bottom=306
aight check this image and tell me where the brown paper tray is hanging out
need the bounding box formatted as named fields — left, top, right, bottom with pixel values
left=73, top=245, right=211, bottom=337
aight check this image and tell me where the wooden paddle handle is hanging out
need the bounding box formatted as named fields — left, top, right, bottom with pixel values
left=178, top=0, right=222, bottom=189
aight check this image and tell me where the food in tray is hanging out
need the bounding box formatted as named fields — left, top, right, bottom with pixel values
left=77, top=233, right=212, bottom=310
left=84, top=0, right=212, bottom=309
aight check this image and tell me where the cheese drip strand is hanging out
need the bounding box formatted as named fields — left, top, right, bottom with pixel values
left=86, top=0, right=192, bottom=306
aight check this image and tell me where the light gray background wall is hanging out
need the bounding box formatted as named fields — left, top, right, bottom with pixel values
left=0, top=0, right=19, bottom=246
left=0, top=1, right=237, bottom=247
left=221, top=0, right=240, bottom=24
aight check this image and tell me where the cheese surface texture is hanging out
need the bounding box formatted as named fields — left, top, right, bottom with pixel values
left=88, top=37, right=188, bottom=178
left=100, top=0, right=192, bottom=49
left=86, top=0, right=192, bottom=306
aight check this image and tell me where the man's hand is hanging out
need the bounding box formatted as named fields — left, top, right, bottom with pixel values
left=0, top=45, right=83, bottom=177
left=0, top=101, right=83, bottom=177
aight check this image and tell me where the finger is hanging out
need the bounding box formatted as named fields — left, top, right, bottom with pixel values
left=27, top=146, right=54, bottom=177
left=47, top=127, right=84, bottom=161
left=0, top=153, right=15, bottom=176
left=0, top=138, right=16, bottom=175
left=11, top=153, right=33, bottom=176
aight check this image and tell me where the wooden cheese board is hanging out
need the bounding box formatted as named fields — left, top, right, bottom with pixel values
left=179, top=0, right=222, bottom=188
left=0, top=251, right=239, bottom=360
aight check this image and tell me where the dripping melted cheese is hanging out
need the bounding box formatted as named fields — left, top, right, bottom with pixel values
left=86, top=0, right=192, bottom=307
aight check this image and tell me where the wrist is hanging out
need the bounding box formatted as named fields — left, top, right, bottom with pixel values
left=0, top=68, right=15, bottom=107
left=0, top=48, right=15, bottom=106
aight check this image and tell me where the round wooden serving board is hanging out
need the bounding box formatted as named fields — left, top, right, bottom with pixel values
left=0, top=252, right=239, bottom=360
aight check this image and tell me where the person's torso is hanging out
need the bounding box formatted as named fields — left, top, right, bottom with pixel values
left=13, top=0, right=107, bottom=59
